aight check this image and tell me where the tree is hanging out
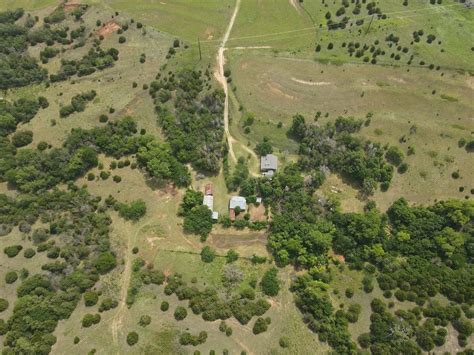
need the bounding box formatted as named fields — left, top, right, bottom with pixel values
left=252, top=317, right=269, bottom=334
left=84, top=291, right=99, bottom=306
left=94, top=252, right=117, bottom=274
left=118, top=200, right=147, bottom=221
left=4, top=245, right=22, bottom=258
left=5, top=271, right=18, bottom=284
left=200, top=246, right=216, bottom=263
left=0, top=298, right=9, bottom=312
left=183, top=205, right=213, bottom=238
left=385, top=146, right=404, bottom=166
left=139, top=315, right=151, bottom=327
left=174, top=306, right=188, bottom=320
left=226, top=249, right=239, bottom=263
left=160, top=301, right=169, bottom=311
left=12, top=130, right=33, bottom=147
left=260, top=267, right=280, bottom=296
left=255, top=137, right=273, bottom=156
left=127, top=331, right=139, bottom=346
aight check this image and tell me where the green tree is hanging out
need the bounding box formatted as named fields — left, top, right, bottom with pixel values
left=200, top=246, right=216, bottom=263
left=127, top=331, right=139, bottom=346
left=174, top=306, right=188, bottom=320
left=260, top=267, right=280, bottom=296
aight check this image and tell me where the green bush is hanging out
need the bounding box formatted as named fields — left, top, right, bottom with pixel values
left=5, top=271, right=18, bottom=284
left=12, top=130, right=33, bottom=147
left=279, top=336, right=290, bottom=348
left=160, top=301, right=169, bottom=312
left=0, top=298, right=9, bottom=312
left=127, top=331, right=139, bottom=346
left=82, top=313, right=101, bottom=327
left=200, top=246, right=216, bottom=263
left=84, top=291, right=99, bottom=307
left=139, top=315, right=151, bottom=327
left=4, top=245, right=23, bottom=258
left=23, top=248, right=36, bottom=258
left=174, top=306, right=187, bottom=320
left=94, top=252, right=117, bottom=274
left=260, top=267, right=279, bottom=296
left=252, top=317, right=268, bottom=334
left=98, top=298, right=118, bottom=312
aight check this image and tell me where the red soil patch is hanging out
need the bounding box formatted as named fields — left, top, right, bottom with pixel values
left=98, top=21, right=121, bottom=37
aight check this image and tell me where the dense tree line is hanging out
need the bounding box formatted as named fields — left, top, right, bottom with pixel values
left=149, top=69, right=225, bottom=173
left=0, top=96, right=48, bottom=136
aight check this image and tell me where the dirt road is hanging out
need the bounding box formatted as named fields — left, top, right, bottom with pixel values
left=215, top=0, right=241, bottom=164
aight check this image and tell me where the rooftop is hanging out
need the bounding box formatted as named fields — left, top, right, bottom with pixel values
left=229, top=196, right=247, bottom=210
left=203, top=195, right=214, bottom=211
left=260, top=154, right=278, bottom=171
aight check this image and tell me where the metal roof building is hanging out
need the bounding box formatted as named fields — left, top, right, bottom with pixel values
left=203, top=195, right=214, bottom=211
left=229, top=196, right=247, bottom=210
left=260, top=154, right=278, bottom=172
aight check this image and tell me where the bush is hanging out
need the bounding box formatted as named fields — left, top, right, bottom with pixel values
left=37, top=141, right=48, bottom=151
left=84, top=291, right=99, bottom=306
left=94, top=252, right=117, bottom=274
left=4, top=245, right=23, bottom=258
left=12, top=130, right=33, bottom=147
left=226, top=249, right=239, bottom=263
left=113, top=175, right=122, bottom=183
left=0, top=319, right=7, bottom=335
left=345, top=288, right=354, bottom=298
left=23, top=248, right=36, bottom=258
left=200, top=246, right=216, bottom=263
left=139, top=315, right=151, bottom=327
left=73, top=336, right=80, bottom=344
left=0, top=298, right=9, bottom=312
left=385, top=146, right=404, bottom=166
left=118, top=200, right=147, bottom=221
left=118, top=36, right=126, bottom=44
left=160, top=301, right=169, bottom=312
left=98, top=298, right=118, bottom=312
left=174, top=306, right=187, bottom=320
left=252, top=317, right=268, bottom=334
left=82, top=313, right=101, bottom=327
left=260, top=267, right=279, bottom=296
left=127, top=331, right=139, bottom=346
left=279, top=336, right=290, bottom=348
left=5, top=271, right=18, bottom=284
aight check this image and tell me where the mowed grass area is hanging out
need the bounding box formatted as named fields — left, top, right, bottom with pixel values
left=228, top=52, right=474, bottom=210
left=0, top=0, right=56, bottom=11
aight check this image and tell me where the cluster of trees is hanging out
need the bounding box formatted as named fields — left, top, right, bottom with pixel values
left=60, top=90, right=97, bottom=117
left=125, top=257, right=165, bottom=306
left=179, top=331, right=207, bottom=346
left=149, top=69, right=225, bottom=173
left=162, top=273, right=271, bottom=325
left=179, top=189, right=213, bottom=239
left=0, top=8, right=47, bottom=89
left=332, top=198, right=473, bottom=305
left=289, top=114, right=403, bottom=195
left=0, top=186, right=118, bottom=353
left=0, top=96, right=48, bottom=136
left=357, top=298, right=473, bottom=353
left=50, top=47, right=119, bottom=82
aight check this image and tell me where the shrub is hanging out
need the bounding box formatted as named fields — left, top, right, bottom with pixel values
left=37, top=141, right=48, bottom=151
left=98, top=298, right=118, bottom=312
left=252, top=317, right=268, bottom=334
left=226, top=249, right=239, bottom=263
left=5, top=271, right=18, bottom=284
left=0, top=298, right=9, bottom=312
left=279, top=336, right=290, bottom=348
left=118, top=200, right=147, bottom=221
left=12, top=130, right=33, bottom=147
left=113, top=175, right=122, bottom=183
left=345, top=288, right=354, bottom=298
left=23, top=248, right=36, bottom=258
left=94, top=252, right=117, bottom=274
left=160, top=301, right=169, bottom=312
left=139, top=315, right=151, bottom=327
left=260, top=267, right=279, bottom=296
left=118, top=36, right=126, bottom=44
left=4, top=245, right=23, bottom=258
left=84, top=291, right=99, bottom=306
left=200, top=246, right=216, bottom=263
left=385, top=146, right=404, bottom=166
left=73, top=336, right=80, bottom=344
left=0, top=319, right=7, bottom=335
left=127, top=331, right=139, bottom=346
left=82, top=313, right=101, bottom=327
left=174, top=306, right=187, bottom=320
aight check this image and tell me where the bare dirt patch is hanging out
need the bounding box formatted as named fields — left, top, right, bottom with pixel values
left=249, top=204, right=266, bottom=221
left=291, top=77, right=331, bottom=86
left=98, top=21, right=121, bottom=37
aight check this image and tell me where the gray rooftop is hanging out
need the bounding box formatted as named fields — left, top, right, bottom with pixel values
left=229, top=196, right=247, bottom=210
left=260, top=154, right=278, bottom=171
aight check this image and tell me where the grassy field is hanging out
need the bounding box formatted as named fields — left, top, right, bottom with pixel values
left=228, top=50, right=474, bottom=210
